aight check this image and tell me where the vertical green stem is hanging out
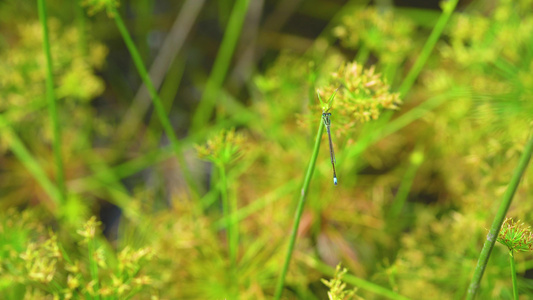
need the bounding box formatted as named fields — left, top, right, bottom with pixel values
left=88, top=238, right=99, bottom=300
left=135, top=0, right=153, bottom=63
left=219, top=163, right=236, bottom=266
left=274, top=117, right=325, bottom=300
left=510, top=250, right=518, bottom=300
left=389, top=150, right=424, bottom=218
left=0, top=116, right=62, bottom=205
left=229, top=183, right=239, bottom=270
left=111, top=7, right=200, bottom=197
left=148, top=56, right=186, bottom=143
left=219, top=163, right=239, bottom=298
left=397, top=0, right=458, bottom=97
left=37, top=0, right=67, bottom=204
left=191, top=0, right=251, bottom=132
left=355, top=46, right=370, bottom=64
left=467, top=134, right=533, bottom=299
left=76, top=0, right=88, bottom=57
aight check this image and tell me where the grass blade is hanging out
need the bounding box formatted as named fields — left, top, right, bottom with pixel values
left=274, top=116, right=325, bottom=299
left=467, top=132, right=533, bottom=299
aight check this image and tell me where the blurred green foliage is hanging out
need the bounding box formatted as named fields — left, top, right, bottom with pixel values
left=1, top=0, right=533, bottom=299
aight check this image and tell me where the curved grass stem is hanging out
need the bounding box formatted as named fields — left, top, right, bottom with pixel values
left=111, top=7, right=200, bottom=198
left=397, top=0, right=459, bottom=97
left=274, top=116, right=325, bottom=300
left=0, top=117, right=62, bottom=205
left=467, top=133, right=533, bottom=299
left=190, top=0, right=251, bottom=132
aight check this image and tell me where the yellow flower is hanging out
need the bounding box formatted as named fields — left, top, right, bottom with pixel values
left=318, top=61, right=401, bottom=129
left=196, top=128, right=246, bottom=167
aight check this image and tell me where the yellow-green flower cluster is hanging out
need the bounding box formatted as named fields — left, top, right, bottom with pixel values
left=319, top=62, right=401, bottom=127
left=441, top=14, right=495, bottom=66
left=333, top=8, right=415, bottom=63
left=497, top=218, right=533, bottom=252
left=82, top=0, right=120, bottom=16
left=118, top=246, right=154, bottom=277
left=1, top=209, right=157, bottom=298
left=321, top=264, right=359, bottom=300
left=0, top=20, right=107, bottom=154
left=196, top=128, right=246, bottom=167
left=443, top=1, right=533, bottom=66
left=19, top=233, right=61, bottom=284
left=74, top=217, right=155, bottom=298
left=0, top=21, right=106, bottom=112
left=77, top=216, right=101, bottom=243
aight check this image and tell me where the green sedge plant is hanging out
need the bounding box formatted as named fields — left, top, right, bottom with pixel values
left=467, top=134, right=533, bottom=299
left=196, top=129, right=246, bottom=268
left=275, top=60, right=402, bottom=299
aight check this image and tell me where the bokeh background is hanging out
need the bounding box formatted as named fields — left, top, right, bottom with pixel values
left=1, top=0, right=533, bottom=299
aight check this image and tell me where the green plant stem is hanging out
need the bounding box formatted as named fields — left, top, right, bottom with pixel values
left=218, top=163, right=238, bottom=299
left=355, top=46, right=370, bottom=64
left=229, top=187, right=239, bottom=269
left=135, top=0, right=153, bottom=63
left=510, top=250, right=518, bottom=300
left=75, top=0, right=88, bottom=57
left=274, top=117, right=325, bottom=300
left=191, top=0, right=250, bottom=132
left=342, top=0, right=459, bottom=182
left=0, top=116, right=62, bottom=205
left=218, top=163, right=236, bottom=267
left=467, top=133, right=533, bottom=299
left=38, top=0, right=67, bottom=204
left=397, top=0, right=458, bottom=97
left=110, top=7, right=200, bottom=197
left=214, top=178, right=298, bottom=229
left=389, top=149, right=424, bottom=218
left=148, top=55, right=186, bottom=143
left=88, top=237, right=99, bottom=300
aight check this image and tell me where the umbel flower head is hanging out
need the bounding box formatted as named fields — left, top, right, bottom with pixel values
left=77, top=216, right=101, bottom=244
left=196, top=128, right=246, bottom=167
left=333, top=7, right=415, bottom=64
left=317, top=62, right=401, bottom=130
left=497, top=217, right=533, bottom=252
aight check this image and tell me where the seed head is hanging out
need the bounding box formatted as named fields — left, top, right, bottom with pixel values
left=497, top=217, right=533, bottom=252
left=196, top=128, right=246, bottom=167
